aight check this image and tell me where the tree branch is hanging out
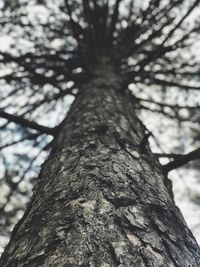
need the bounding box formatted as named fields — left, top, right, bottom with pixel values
left=0, top=133, right=40, bottom=150
left=0, top=110, right=55, bottom=136
left=161, top=0, right=200, bottom=46
left=154, top=153, right=183, bottom=158
left=163, top=147, right=200, bottom=173
left=135, top=96, right=200, bottom=110
left=108, top=0, right=122, bottom=43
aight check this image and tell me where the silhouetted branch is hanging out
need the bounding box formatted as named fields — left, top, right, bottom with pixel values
left=0, top=133, right=40, bottom=150
left=135, top=97, right=200, bottom=110
left=163, top=147, right=200, bottom=173
left=0, top=110, right=55, bottom=136
left=161, top=0, right=200, bottom=46
left=126, top=71, right=200, bottom=91
left=108, top=0, right=122, bottom=43
left=147, top=77, right=200, bottom=91
left=154, top=153, right=183, bottom=158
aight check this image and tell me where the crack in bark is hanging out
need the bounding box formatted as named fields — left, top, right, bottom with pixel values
left=108, top=242, right=121, bottom=266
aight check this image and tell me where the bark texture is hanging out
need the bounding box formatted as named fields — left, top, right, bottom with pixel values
left=1, top=61, right=200, bottom=266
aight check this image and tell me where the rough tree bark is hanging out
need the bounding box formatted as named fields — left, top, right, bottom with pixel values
left=1, top=60, right=200, bottom=266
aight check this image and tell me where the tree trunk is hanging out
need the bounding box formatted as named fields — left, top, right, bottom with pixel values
left=1, top=60, right=200, bottom=267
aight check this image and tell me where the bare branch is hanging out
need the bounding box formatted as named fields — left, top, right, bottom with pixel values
left=0, top=133, right=40, bottom=150
left=154, top=153, right=183, bottom=158
left=135, top=97, right=200, bottom=110
left=161, top=0, right=200, bottom=46
left=163, top=147, right=200, bottom=173
left=0, top=110, right=55, bottom=136
left=108, top=0, right=122, bottom=43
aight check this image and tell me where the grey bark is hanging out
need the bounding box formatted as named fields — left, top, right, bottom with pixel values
left=1, top=60, right=200, bottom=266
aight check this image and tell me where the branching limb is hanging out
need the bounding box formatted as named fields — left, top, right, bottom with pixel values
left=161, top=0, right=200, bottom=46
left=135, top=97, right=200, bottom=110
left=0, top=110, right=56, bottom=136
left=163, top=147, right=200, bottom=173
left=108, top=0, right=122, bottom=43
left=0, top=133, right=40, bottom=150
left=154, top=153, right=183, bottom=158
